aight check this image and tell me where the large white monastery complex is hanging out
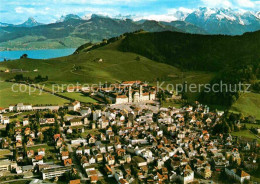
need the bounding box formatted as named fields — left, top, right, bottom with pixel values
left=97, top=81, right=156, bottom=104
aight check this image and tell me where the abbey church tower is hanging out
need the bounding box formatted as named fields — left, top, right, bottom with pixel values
left=139, top=85, right=143, bottom=99
left=128, top=86, right=132, bottom=103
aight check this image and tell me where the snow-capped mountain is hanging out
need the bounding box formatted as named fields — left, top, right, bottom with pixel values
left=183, top=7, right=260, bottom=35
left=56, top=14, right=82, bottom=23
left=134, top=7, right=260, bottom=35
left=17, top=17, right=44, bottom=27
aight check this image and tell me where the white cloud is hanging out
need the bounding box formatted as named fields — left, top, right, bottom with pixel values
left=134, top=14, right=178, bottom=22
left=15, top=7, right=36, bottom=14
left=178, top=7, right=194, bottom=14
left=167, top=7, right=194, bottom=14
left=53, top=0, right=155, bottom=5
left=15, top=6, right=50, bottom=16
left=201, top=0, right=260, bottom=9
left=236, top=0, right=255, bottom=8
left=201, top=0, right=233, bottom=8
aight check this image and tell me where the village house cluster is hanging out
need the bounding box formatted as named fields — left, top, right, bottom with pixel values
left=0, top=95, right=259, bottom=184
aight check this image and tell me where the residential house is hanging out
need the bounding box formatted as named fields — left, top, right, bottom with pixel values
left=38, top=148, right=45, bottom=156
left=61, top=151, right=69, bottom=160
left=27, top=150, right=34, bottom=158
left=23, top=118, right=29, bottom=126
left=68, top=101, right=81, bottom=111
left=225, top=168, right=250, bottom=183
left=39, top=118, right=55, bottom=125
left=69, top=118, right=83, bottom=127
left=64, top=159, right=73, bottom=166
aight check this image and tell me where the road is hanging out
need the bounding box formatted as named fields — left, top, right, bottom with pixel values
left=62, top=133, right=87, bottom=181
left=0, top=179, right=32, bottom=184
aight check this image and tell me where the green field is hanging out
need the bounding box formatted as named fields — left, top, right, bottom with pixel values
left=0, top=82, right=69, bottom=108
left=231, top=123, right=260, bottom=143
left=81, top=129, right=101, bottom=138
left=230, top=93, right=260, bottom=120
left=59, top=92, right=97, bottom=103
left=231, top=130, right=257, bottom=140
left=231, top=130, right=260, bottom=143
left=161, top=101, right=183, bottom=108
left=28, top=144, right=53, bottom=152
left=0, top=35, right=88, bottom=51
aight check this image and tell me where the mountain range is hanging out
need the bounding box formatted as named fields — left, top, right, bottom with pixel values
left=0, top=17, right=44, bottom=28
left=0, top=7, right=260, bottom=50
left=0, top=14, right=200, bottom=51
left=184, top=7, right=260, bottom=35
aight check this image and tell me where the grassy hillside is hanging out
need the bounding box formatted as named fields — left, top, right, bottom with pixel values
left=119, top=31, right=260, bottom=71
left=0, top=40, right=182, bottom=84
left=0, top=37, right=215, bottom=106
left=0, top=35, right=87, bottom=50
left=0, top=82, right=69, bottom=107
left=230, top=92, right=260, bottom=120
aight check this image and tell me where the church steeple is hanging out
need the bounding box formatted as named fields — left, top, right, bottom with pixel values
left=139, top=85, right=143, bottom=99
left=128, top=86, right=132, bottom=103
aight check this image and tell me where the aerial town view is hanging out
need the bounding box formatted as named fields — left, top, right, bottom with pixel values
left=0, top=0, right=260, bottom=184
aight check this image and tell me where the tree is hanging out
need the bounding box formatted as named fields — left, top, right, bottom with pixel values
left=135, top=56, right=141, bottom=61
left=39, top=133, right=44, bottom=143
left=14, top=149, right=18, bottom=161
left=105, top=98, right=112, bottom=104
left=247, top=116, right=256, bottom=124
left=14, top=74, right=24, bottom=82
left=54, top=120, right=61, bottom=134
left=23, top=143, right=28, bottom=155
left=20, top=54, right=28, bottom=59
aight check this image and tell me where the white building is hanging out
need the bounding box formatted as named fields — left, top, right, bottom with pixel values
left=9, top=103, right=32, bottom=112
left=23, top=118, right=29, bottom=126
left=80, top=108, right=91, bottom=116
left=39, top=118, right=55, bottom=125
left=0, top=116, right=9, bottom=125
left=42, top=166, right=70, bottom=180
left=180, top=165, right=194, bottom=184
left=225, top=168, right=250, bottom=183
left=0, top=160, right=17, bottom=172
left=69, top=118, right=83, bottom=126
left=68, top=101, right=80, bottom=111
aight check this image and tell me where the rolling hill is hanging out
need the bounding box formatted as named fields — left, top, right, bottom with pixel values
left=0, top=30, right=260, bottom=119
left=0, top=38, right=184, bottom=84
left=119, top=31, right=260, bottom=71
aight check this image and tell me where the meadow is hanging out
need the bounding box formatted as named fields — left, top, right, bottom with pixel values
left=59, top=92, right=97, bottom=103
left=230, top=92, right=260, bottom=120
left=0, top=82, right=69, bottom=108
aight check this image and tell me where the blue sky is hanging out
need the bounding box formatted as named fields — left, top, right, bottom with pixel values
left=0, top=0, right=259, bottom=24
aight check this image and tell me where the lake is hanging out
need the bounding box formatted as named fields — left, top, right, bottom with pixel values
left=0, top=48, right=76, bottom=61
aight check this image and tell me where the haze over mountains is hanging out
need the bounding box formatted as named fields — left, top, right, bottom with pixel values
left=0, top=7, right=260, bottom=50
